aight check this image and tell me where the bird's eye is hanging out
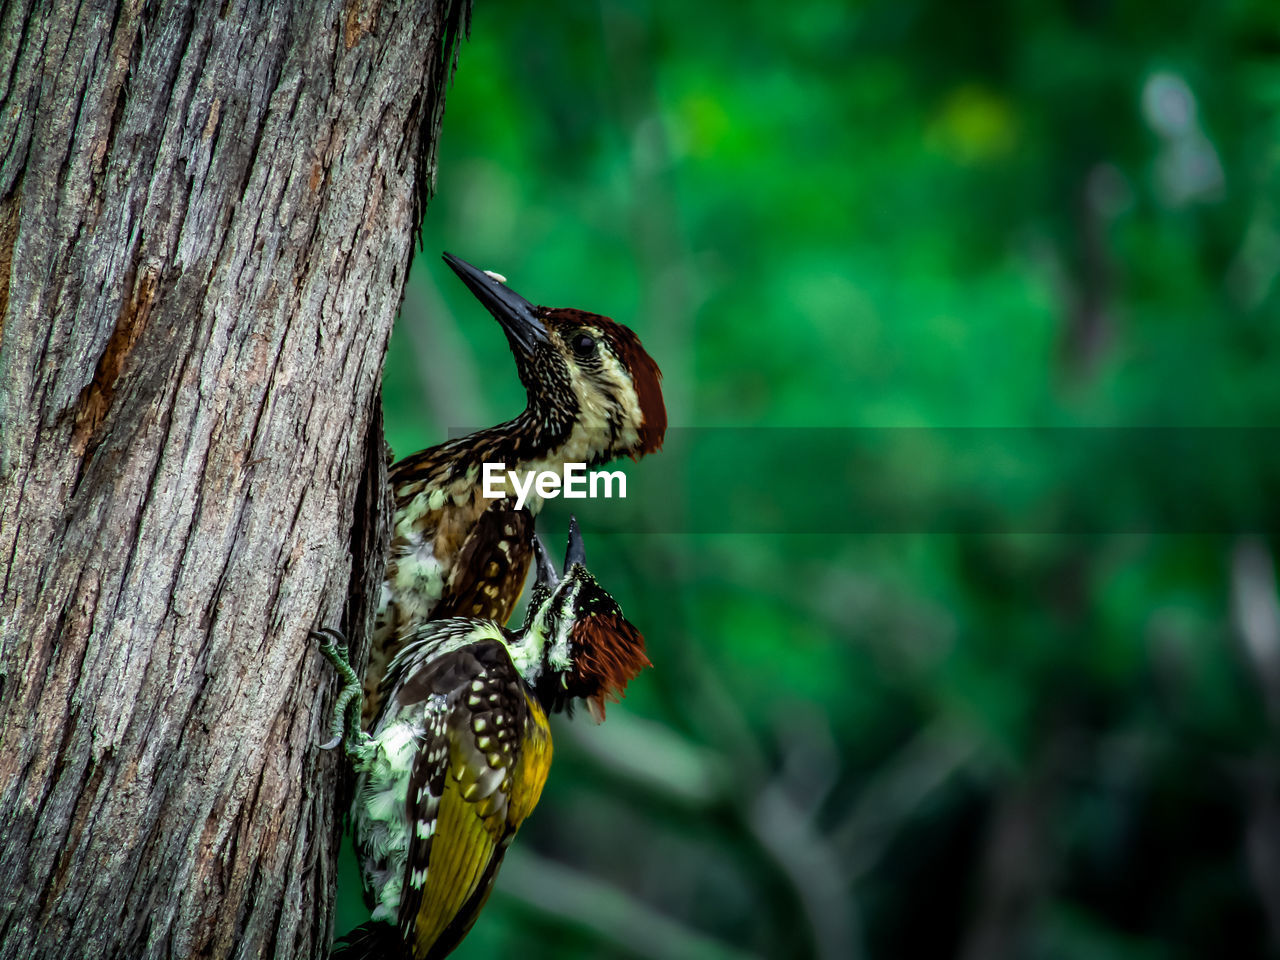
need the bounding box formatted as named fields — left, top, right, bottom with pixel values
left=570, top=333, right=597, bottom=359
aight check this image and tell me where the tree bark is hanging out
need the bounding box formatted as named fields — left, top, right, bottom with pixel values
left=0, top=1, right=466, bottom=957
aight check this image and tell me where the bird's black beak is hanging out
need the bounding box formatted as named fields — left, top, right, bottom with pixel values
left=443, top=252, right=549, bottom=357
left=532, top=535, right=560, bottom=590
left=564, top=515, right=586, bottom=570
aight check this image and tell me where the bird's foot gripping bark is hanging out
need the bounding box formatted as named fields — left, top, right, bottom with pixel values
left=312, top=628, right=374, bottom=757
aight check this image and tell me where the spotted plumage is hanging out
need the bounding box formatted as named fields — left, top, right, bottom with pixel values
left=367, top=254, right=666, bottom=725
left=320, top=521, right=651, bottom=960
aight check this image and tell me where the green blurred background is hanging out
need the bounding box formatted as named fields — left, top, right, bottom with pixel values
left=348, top=1, right=1280, bottom=956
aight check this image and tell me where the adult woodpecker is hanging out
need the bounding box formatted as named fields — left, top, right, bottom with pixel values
left=319, top=520, right=650, bottom=960
left=366, top=253, right=666, bottom=724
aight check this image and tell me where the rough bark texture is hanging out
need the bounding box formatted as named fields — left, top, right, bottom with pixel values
left=0, top=1, right=466, bottom=957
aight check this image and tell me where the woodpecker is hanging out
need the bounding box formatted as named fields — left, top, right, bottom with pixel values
left=319, top=520, right=651, bottom=960
left=366, top=253, right=666, bottom=724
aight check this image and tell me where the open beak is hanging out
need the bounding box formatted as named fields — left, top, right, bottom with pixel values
left=532, top=536, right=560, bottom=590
left=443, top=252, right=549, bottom=357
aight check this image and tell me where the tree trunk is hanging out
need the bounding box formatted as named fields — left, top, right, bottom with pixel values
left=0, top=1, right=466, bottom=957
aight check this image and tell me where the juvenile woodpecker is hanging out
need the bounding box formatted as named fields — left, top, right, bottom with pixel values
left=320, top=520, right=650, bottom=960
left=368, top=253, right=666, bottom=724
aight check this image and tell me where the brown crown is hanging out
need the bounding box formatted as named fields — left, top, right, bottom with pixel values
left=570, top=613, right=652, bottom=721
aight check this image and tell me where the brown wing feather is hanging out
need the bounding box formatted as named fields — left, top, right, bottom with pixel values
left=432, top=503, right=533, bottom=623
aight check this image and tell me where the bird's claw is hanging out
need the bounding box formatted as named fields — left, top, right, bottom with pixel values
left=312, top=626, right=365, bottom=753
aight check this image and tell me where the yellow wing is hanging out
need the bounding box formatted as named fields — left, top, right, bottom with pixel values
left=508, top=693, right=553, bottom=827
left=399, top=657, right=553, bottom=960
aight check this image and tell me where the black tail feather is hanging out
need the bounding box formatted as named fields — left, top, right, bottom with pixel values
left=330, top=921, right=407, bottom=960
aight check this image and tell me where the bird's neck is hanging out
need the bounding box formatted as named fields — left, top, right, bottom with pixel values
left=431, top=398, right=618, bottom=489
left=436, top=404, right=565, bottom=473
left=504, top=623, right=549, bottom=687
left=390, top=395, right=627, bottom=521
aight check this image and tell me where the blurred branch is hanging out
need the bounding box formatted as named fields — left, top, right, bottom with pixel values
left=749, top=752, right=865, bottom=960
left=683, top=648, right=869, bottom=959
left=568, top=679, right=868, bottom=960
left=1058, top=164, right=1119, bottom=380
left=1243, top=764, right=1280, bottom=951
left=831, top=720, right=981, bottom=881
left=561, top=555, right=976, bottom=960
left=957, top=724, right=1074, bottom=960
left=562, top=711, right=729, bottom=809
left=496, top=848, right=763, bottom=960
left=1231, top=537, right=1280, bottom=728
left=771, top=706, right=842, bottom=820
left=1230, top=537, right=1280, bottom=949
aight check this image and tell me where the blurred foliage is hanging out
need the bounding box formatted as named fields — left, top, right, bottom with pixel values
left=360, top=0, right=1280, bottom=957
